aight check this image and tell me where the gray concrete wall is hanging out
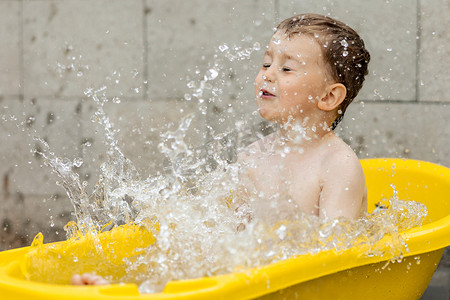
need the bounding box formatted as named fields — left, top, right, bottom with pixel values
left=0, top=0, right=448, bottom=260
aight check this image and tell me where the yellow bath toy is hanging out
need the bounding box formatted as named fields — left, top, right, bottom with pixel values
left=0, top=158, right=449, bottom=299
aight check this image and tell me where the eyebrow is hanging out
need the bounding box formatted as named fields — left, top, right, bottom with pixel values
left=265, top=50, right=302, bottom=62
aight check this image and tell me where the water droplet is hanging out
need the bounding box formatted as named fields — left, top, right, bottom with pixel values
left=343, top=51, right=349, bottom=57
left=273, top=38, right=281, bottom=45
left=187, top=81, right=196, bottom=88
left=73, top=157, right=83, bottom=168
left=276, top=224, right=287, bottom=240
left=253, top=42, right=261, bottom=51
left=219, top=44, right=229, bottom=52
left=340, top=39, right=348, bottom=48
left=26, top=116, right=35, bottom=126
left=184, top=94, right=192, bottom=101
left=205, top=68, right=218, bottom=81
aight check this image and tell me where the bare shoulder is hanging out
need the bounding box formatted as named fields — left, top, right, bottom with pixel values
left=321, top=134, right=362, bottom=173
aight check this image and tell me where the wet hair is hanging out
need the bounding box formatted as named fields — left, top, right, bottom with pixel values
left=276, top=13, right=370, bottom=129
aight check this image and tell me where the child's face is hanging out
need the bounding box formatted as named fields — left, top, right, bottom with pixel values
left=254, top=33, right=332, bottom=124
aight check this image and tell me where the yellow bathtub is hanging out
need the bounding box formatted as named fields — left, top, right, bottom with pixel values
left=0, top=158, right=449, bottom=300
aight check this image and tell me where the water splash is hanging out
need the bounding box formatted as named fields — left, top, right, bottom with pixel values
left=26, top=41, right=428, bottom=293
left=31, top=99, right=427, bottom=293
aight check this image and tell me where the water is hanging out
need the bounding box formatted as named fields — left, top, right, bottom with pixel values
left=24, top=42, right=428, bottom=293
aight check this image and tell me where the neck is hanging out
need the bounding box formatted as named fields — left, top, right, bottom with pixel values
left=277, top=118, right=333, bottom=148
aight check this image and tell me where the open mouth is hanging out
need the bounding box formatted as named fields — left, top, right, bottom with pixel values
left=261, top=89, right=275, bottom=98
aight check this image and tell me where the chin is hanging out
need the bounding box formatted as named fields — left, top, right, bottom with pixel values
left=258, top=109, right=278, bottom=123
left=257, top=107, right=269, bottom=119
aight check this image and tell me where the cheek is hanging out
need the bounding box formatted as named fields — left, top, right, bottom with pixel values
left=281, top=81, right=299, bottom=97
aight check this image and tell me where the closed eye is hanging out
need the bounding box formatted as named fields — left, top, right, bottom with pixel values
left=262, top=64, right=271, bottom=69
left=282, top=67, right=292, bottom=72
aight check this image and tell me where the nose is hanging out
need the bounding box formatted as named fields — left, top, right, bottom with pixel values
left=263, top=65, right=276, bottom=83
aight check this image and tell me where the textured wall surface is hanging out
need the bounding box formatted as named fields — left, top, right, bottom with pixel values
left=0, top=1, right=449, bottom=289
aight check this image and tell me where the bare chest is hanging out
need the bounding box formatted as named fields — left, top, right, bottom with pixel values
left=246, top=154, right=322, bottom=215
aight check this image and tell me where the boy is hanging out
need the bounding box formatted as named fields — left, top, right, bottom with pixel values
left=239, top=13, right=370, bottom=223
left=72, top=13, right=370, bottom=285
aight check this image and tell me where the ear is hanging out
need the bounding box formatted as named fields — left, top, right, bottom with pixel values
left=317, top=83, right=346, bottom=111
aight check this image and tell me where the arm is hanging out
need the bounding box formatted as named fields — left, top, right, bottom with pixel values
left=318, top=151, right=367, bottom=219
